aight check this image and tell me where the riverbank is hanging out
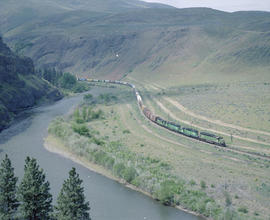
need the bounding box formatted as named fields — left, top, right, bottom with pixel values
left=44, top=135, right=205, bottom=219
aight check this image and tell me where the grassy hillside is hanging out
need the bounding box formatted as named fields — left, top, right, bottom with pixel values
left=1, top=4, right=269, bottom=85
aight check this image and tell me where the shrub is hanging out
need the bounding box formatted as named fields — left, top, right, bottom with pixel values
left=113, top=163, right=126, bottom=177
left=189, top=180, right=196, bottom=186
left=48, top=118, right=70, bottom=138
left=223, top=208, right=237, bottom=220
left=155, top=180, right=178, bottom=205
left=122, top=167, right=137, bottom=183
left=87, top=108, right=103, bottom=121
left=75, top=117, right=85, bottom=124
left=105, top=157, right=115, bottom=170
left=123, top=129, right=130, bottom=134
left=93, top=150, right=107, bottom=165
left=98, top=94, right=117, bottom=104
left=72, top=83, right=88, bottom=93
left=253, top=211, right=259, bottom=216
left=200, top=180, right=207, bottom=189
left=92, top=137, right=104, bottom=146
left=224, top=191, right=232, bottom=207
left=72, top=123, right=90, bottom=137
left=238, top=206, right=248, bottom=213
left=83, top=94, right=93, bottom=101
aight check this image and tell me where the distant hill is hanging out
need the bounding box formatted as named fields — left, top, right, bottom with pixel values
left=0, top=37, right=62, bottom=131
left=1, top=0, right=270, bottom=85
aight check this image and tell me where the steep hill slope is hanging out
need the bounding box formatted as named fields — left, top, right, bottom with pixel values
left=0, top=37, right=63, bottom=131
left=1, top=1, right=270, bottom=86
left=0, top=0, right=171, bottom=28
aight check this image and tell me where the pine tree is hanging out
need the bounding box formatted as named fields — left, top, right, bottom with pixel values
left=55, top=167, right=90, bottom=220
left=0, top=155, right=19, bottom=220
left=18, top=157, right=52, bottom=220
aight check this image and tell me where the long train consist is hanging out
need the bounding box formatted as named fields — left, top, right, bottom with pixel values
left=78, top=77, right=226, bottom=147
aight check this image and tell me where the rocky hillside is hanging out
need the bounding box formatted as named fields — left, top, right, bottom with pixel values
left=0, top=37, right=63, bottom=131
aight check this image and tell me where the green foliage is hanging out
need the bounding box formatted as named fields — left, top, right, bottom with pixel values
left=123, top=129, right=130, bottom=134
left=122, top=167, right=137, bottom=183
left=253, top=211, right=259, bottom=216
left=82, top=106, right=87, bottom=121
left=55, top=167, right=90, bottom=220
left=92, top=150, right=107, bottom=165
left=222, top=208, right=238, bottom=220
left=189, top=179, right=196, bottom=186
left=200, top=180, right=207, bottom=189
left=38, top=68, right=63, bottom=86
left=112, top=163, right=137, bottom=183
left=89, top=109, right=103, bottom=120
left=72, top=123, right=90, bottom=137
left=48, top=117, right=71, bottom=138
left=72, top=83, right=88, bottom=93
left=238, top=206, right=248, bottom=214
left=257, top=182, right=270, bottom=196
left=59, top=72, right=77, bottom=89
left=38, top=69, right=88, bottom=93
left=155, top=180, right=178, bottom=205
left=98, top=94, right=117, bottom=105
left=113, top=163, right=126, bottom=177
left=18, top=157, right=53, bottom=219
left=0, top=155, right=19, bottom=220
left=83, top=94, right=93, bottom=101
left=73, top=107, right=103, bottom=124
left=92, top=137, right=105, bottom=146
left=113, top=163, right=138, bottom=183
left=104, top=157, right=115, bottom=170
left=224, top=191, right=232, bottom=207
left=73, top=108, right=83, bottom=124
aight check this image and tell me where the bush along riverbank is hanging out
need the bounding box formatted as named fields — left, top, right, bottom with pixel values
left=47, top=94, right=249, bottom=220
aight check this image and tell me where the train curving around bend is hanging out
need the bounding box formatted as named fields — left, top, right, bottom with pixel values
left=78, top=77, right=226, bottom=147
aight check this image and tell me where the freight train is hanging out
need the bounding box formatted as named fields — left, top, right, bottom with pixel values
left=78, top=77, right=226, bottom=147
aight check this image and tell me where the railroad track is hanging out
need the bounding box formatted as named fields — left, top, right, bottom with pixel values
left=78, top=77, right=270, bottom=161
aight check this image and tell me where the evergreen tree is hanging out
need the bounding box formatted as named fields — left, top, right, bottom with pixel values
left=0, top=155, right=18, bottom=220
left=18, top=157, right=52, bottom=220
left=59, top=72, right=76, bottom=89
left=55, top=167, right=90, bottom=220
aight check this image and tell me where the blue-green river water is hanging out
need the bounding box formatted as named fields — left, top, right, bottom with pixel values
left=0, top=88, right=203, bottom=220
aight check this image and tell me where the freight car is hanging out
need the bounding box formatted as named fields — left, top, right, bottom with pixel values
left=142, top=106, right=156, bottom=122
left=77, top=77, right=226, bottom=147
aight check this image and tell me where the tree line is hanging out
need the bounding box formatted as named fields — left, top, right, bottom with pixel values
left=36, top=68, right=87, bottom=93
left=0, top=155, right=91, bottom=220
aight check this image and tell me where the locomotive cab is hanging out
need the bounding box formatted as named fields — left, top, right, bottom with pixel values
left=218, top=137, right=226, bottom=147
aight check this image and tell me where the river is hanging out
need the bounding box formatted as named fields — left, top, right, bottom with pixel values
left=0, top=88, right=203, bottom=220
